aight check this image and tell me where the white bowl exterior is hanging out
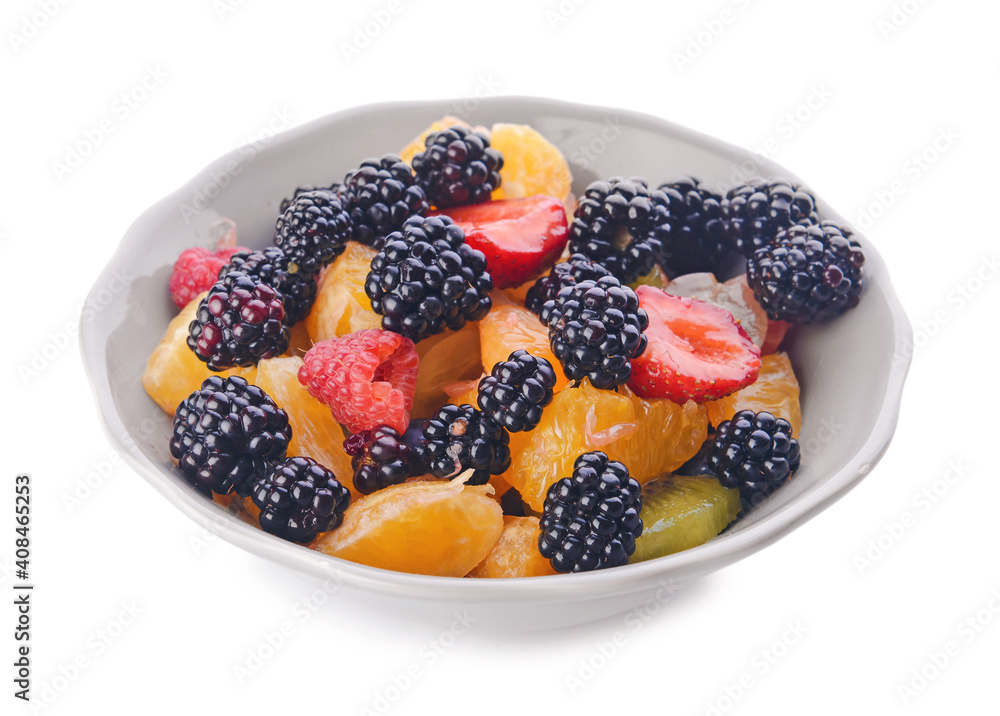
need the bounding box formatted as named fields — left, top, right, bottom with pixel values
left=80, top=97, right=911, bottom=629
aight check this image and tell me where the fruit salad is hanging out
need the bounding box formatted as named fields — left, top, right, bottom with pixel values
left=142, top=116, right=866, bottom=577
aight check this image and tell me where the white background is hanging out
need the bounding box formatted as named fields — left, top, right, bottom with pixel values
left=3, top=0, right=999, bottom=714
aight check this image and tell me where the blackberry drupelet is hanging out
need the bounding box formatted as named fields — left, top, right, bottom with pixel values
left=343, top=424, right=417, bottom=495
left=538, top=451, right=643, bottom=573
left=657, top=176, right=733, bottom=275
left=568, top=177, right=671, bottom=284
left=541, top=275, right=648, bottom=390
left=341, top=154, right=430, bottom=247
left=251, top=456, right=351, bottom=543
left=524, top=253, right=612, bottom=315
left=477, top=350, right=557, bottom=433
left=364, top=215, right=493, bottom=342
left=708, top=409, right=800, bottom=510
left=170, top=375, right=291, bottom=496
left=422, top=404, right=511, bottom=486
left=724, top=178, right=819, bottom=256
left=411, top=126, right=503, bottom=207
left=279, top=184, right=341, bottom=214
left=274, top=189, right=352, bottom=274
left=187, top=271, right=289, bottom=370
left=745, top=221, right=865, bottom=323
left=220, top=247, right=317, bottom=325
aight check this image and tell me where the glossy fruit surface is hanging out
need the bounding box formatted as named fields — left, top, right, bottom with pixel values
left=489, top=123, right=573, bottom=205
left=704, top=352, right=802, bottom=438
left=469, top=516, right=556, bottom=578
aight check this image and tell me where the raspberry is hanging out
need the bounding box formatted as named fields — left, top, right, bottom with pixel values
left=708, top=410, right=800, bottom=510
left=477, top=350, right=557, bottom=433
left=422, top=404, right=511, bottom=485
left=297, top=329, right=419, bottom=434
left=168, top=245, right=248, bottom=309
left=538, top=451, right=643, bottom=572
left=252, top=456, right=351, bottom=543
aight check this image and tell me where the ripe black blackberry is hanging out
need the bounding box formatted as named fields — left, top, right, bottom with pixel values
left=746, top=221, right=865, bottom=323
left=251, top=456, right=351, bottom=543
left=187, top=271, right=289, bottom=370
left=524, top=253, right=612, bottom=315
left=170, top=375, right=291, bottom=496
left=365, top=215, right=493, bottom=342
left=279, top=184, right=340, bottom=214
left=422, top=404, right=510, bottom=486
left=724, top=178, right=819, bottom=256
left=708, top=410, right=800, bottom=510
left=477, top=350, right=557, bottom=433
left=538, top=451, right=643, bottom=573
left=657, top=176, right=733, bottom=275
left=541, top=275, right=648, bottom=390
left=343, top=424, right=418, bottom=495
left=220, top=247, right=317, bottom=325
left=274, top=189, right=352, bottom=274
left=411, top=126, right=503, bottom=207
left=568, top=177, right=671, bottom=284
left=341, top=154, right=430, bottom=247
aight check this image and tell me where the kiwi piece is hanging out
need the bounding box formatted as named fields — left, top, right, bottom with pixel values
left=630, top=474, right=741, bottom=563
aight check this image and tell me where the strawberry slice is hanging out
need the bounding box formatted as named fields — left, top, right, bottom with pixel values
left=431, top=195, right=568, bottom=289
left=628, top=285, right=761, bottom=403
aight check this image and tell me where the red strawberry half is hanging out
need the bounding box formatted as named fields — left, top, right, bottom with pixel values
left=628, top=285, right=761, bottom=403
left=431, top=195, right=568, bottom=288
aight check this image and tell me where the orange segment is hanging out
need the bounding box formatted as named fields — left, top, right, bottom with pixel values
left=479, top=291, right=569, bottom=391
left=399, top=116, right=470, bottom=166
left=704, top=352, right=802, bottom=437
left=411, top=323, right=484, bottom=418
left=469, top=516, right=556, bottom=578
left=503, top=379, right=708, bottom=512
left=141, top=291, right=253, bottom=414
left=489, top=123, right=573, bottom=205
left=306, top=242, right=381, bottom=344
left=312, top=475, right=503, bottom=577
left=252, top=356, right=358, bottom=498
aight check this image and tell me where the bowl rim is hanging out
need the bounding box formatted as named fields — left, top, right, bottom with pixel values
left=80, top=95, right=912, bottom=603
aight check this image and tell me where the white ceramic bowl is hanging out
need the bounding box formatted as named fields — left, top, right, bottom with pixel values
left=80, top=97, right=911, bottom=630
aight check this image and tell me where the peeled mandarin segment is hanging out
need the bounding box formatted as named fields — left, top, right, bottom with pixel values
left=441, top=378, right=482, bottom=406
left=312, top=478, right=503, bottom=577
left=489, top=123, right=573, bottom=205
left=305, top=242, right=381, bottom=344
left=665, top=272, right=768, bottom=348
left=284, top=321, right=312, bottom=356
left=630, top=475, right=741, bottom=563
left=141, top=291, right=253, bottom=413
left=469, top=516, right=556, bottom=578
left=502, top=379, right=708, bottom=512
left=399, top=116, right=470, bottom=166
left=411, top=323, right=484, bottom=418
left=704, top=352, right=802, bottom=437
left=479, top=291, right=570, bottom=392
left=252, top=356, right=359, bottom=498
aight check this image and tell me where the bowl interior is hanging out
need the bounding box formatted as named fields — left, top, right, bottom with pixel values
left=84, top=97, right=909, bottom=618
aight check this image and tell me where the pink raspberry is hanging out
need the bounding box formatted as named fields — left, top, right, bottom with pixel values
left=298, top=330, right=419, bottom=434
left=168, top=245, right=248, bottom=309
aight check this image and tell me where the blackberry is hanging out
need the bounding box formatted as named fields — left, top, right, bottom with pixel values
left=219, top=247, right=317, bottom=325
left=187, top=271, right=289, bottom=370
left=411, top=126, right=503, bottom=207
left=541, top=276, right=648, bottom=390
left=251, top=456, right=351, bottom=543
left=422, top=404, right=510, bottom=486
left=477, top=350, right=557, bottom=433
left=657, top=177, right=733, bottom=275
left=343, top=424, right=417, bottom=495
left=708, top=410, right=800, bottom=510
left=724, top=178, right=819, bottom=256
left=274, top=189, right=352, bottom=275
left=746, top=221, right=865, bottom=323
left=341, top=154, right=430, bottom=247
left=538, top=451, right=643, bottom=573
left=170, top=375, right=291, bottom=496
left=279, top=184, right=340, bottom=214
left=568, top=177, right=671, bottom=284
left=524, top=253, right=612, bottom=315
left=365, top=215, right=493, bottom=342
